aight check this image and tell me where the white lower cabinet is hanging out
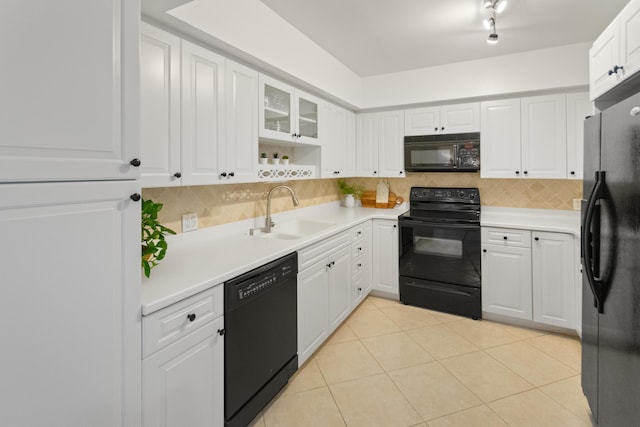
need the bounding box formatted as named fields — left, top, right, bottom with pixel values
left=352, top=221, right=373, bottom=306
left=142, top=286, right=224, bottom=427
left=482, top=227, right=576, bottom=330
left=372, top=219, right=399, bottom=298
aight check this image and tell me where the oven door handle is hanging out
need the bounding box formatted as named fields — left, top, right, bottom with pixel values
left=399, top=218, right=479, bottom=230
left=405, top=280, right=478, bottom=297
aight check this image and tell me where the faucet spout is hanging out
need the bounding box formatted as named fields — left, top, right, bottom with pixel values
left=261, top=185, right=300, bottom=234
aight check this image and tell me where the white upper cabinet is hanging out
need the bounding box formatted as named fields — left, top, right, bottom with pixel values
left=345, top=111, right=357, bottom=177
left=140, top=23, right=182, bottom=188
left=320, top=102, right=348, bottom=178
left=224, top=60, right=259, bottom=183
left=521, top=94, right=567, bottom=179
left=480, top=99, right=522, bottom=179
left=590, top=0, right=640, bottom=100
left=566, top=92, right=593, bottom=180
left=404, top=103, right=479, bottom=136
left=181, top=40, right=226, bottom=186
left=0, top=0, right=140, bottom=182
left=356, top=111, right=405, bottom=178
left=259, top=74, right=320, bottom=145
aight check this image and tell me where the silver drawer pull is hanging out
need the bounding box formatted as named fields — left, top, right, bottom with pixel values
left=631, top=106, right=640, bottom=117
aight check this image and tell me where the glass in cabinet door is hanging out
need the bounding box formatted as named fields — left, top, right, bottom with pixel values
left=298, top=96, right=318, bottom=140
left=264, top=84, right=291, bottom=135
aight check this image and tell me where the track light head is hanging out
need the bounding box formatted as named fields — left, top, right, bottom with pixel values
left=487, top=33, right=499, bottom=44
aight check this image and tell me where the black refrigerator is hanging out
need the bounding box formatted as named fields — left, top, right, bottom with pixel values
left=581, top=91, right=640, bottom=426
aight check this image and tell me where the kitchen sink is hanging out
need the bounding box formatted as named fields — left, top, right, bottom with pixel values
left=256, top=232, right=302, bottom=240
left=254, top=219, right=336, bottom=239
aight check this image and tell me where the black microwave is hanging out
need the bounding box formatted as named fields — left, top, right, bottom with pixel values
left=404, top=132, right=480, bottom=172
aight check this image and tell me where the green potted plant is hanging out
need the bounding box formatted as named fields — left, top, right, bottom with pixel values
left=141, top=198, right=176, bottom=278
left=259, top=152, right=268, bottom=165
left=337, top=179, right=364, bottom=208
left=282, top=155, right=290, bottom=165
left=272, top=152, right=280, bottom=165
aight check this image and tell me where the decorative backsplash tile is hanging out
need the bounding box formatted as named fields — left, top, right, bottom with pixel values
left=142, top=173, right=582, bottom=233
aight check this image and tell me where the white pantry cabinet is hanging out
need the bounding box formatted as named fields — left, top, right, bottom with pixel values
left=590, top=0, right=640, bottom=100
left=404, top=103, right=480, bottom=136
left=372, top=219, right=399, bottom=298
left=140, top=23, right=182, bottom=187
left=356, top=111, right=405, bottom=178
left=482, top=227, right=576, bottom=330
left=0, top=0, right=140, bottom=182
left=0, top=181, right=141, bottom=426
left=259, top=74, right=321, bottom=145
left=142, top=286, right=224, bottom=427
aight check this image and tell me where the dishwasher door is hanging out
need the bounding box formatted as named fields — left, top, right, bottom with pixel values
left=224, top=252, right=298, bottom=425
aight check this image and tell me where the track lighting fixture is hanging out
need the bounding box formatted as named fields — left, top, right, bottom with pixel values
left=483, top=0, right=506, bottom=45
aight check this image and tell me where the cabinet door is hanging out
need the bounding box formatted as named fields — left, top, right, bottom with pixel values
left=480, top=99, right=522, bottom=179
left=0, top=0, right=139, bottom=182
left=566, top=92, right=593, bottom=180
left=532, top=232, right=575, bottom=329
left=320, top=103, right=347, bottom=178
left=619, top=0, right=640, bottom=84
left=372, top=220, right=399, bottom=298
left=297, top=261, right=330, bottom=365
left=356, top=113, right=379, bottom=177
left=345, top=111, right=357, bottom=177
left=482, top=245, right=532, bottom=320
left=143, top=319, right=224, bottom=427
left=329, top=245, right=352, bottom=331
left=224, top=60, right=258, bottom=183
left=0, top=181, right=141, bottom=426
left=440, top=103, right=480, bottom=134
left=378, top=111, right=405, bottom=178
left=590, top=19, right=621, bottom=100
left=259, top=74, right=295, bottom=142
left=140, top=23, right=182, bottom=188
left=296, top=90, right=321, bottom=145
left=404, top=107, right=440, bottom=136
left=181, top=40, right=225, bottom=186
left=521, top=94, right=567, bottom=179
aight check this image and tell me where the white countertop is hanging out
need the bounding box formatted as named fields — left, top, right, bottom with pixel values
left=141, top=201, right=407, bottom=315
left=481, top=206, right=581, bottom=236
left=142, top=203, right=581, bottom=315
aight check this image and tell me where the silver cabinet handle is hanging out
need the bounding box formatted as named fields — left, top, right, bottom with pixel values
left=631, top=106, right=640, bottom=117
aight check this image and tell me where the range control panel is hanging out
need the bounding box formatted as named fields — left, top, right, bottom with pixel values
left=410, top=187, right=480, bottom=204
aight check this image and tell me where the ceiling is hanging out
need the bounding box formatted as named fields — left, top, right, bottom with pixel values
left=259, top=0, right=629, bottom=77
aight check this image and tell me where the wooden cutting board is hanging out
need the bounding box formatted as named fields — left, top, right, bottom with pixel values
left=361, top=190, right=397, bottom=208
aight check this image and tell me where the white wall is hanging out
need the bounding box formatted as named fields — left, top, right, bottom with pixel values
left=168, top=0, right=364, bottom=108
left=360, top=43, right=591, bottom=109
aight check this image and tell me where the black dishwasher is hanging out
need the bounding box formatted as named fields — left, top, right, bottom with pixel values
left=224, top=252, right=298, bottom=427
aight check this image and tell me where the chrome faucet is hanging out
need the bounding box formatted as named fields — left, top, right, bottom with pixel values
left=250, top=185, right=300, bottom=235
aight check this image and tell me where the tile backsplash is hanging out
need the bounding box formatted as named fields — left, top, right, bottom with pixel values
left=142, top=173, right=582, bottom=233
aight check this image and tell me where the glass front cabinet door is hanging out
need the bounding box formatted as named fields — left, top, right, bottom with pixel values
left=259, top=74, right=320, bottom=145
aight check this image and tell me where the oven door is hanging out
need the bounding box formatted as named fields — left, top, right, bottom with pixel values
left=399, top=218, right=481, bottom=287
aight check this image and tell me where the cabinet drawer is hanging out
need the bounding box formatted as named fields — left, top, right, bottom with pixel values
left=142, top=285, right=223, bottom=358
left=352, top=240, right=366, bottom=259
left=299, top=231, right=350, bottom=271
left=482, top=227, right=531, bottom=247
left=351, top=223, right=365, bottom=241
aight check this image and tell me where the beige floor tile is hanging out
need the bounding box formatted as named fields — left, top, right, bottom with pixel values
left=488, top=389, right=591, bottom=427
left=248, top=412, right=265, bottom=427
left=330, top=373, right=422, bottom=427
left=406, top=324, right=480, bottom=360
left=388, top=362, right=482, bottom=421
left=315, top=340, right=383, bottom=384
left=326, top=323, right=359, bottom=345
left=426, top=405, right=509, bottom=427
left=497, top=322, right=549, bottom=340
left=540, top=375, right=593, bottom=425
left=368, top=295, right=402, bottom=309
left=440, top=351, right=533, bottom=402
left=354, top=297, right=379, bottom=312
left=527, top=333, right=582, bottom=371
left=262, top=387, right=345, bottom=427
left=381, top=305, right=443, bottom=330
left=282, top=359, right=326, bottom=395
left=428, top=310, right=468, bottom=323
left=361, top=331, right=434, bottom=371
left=347, top=308, right=401, bottom=339
left=486, top=341, right=578, bottom=387
left=445, top=319, right=521, bottom=349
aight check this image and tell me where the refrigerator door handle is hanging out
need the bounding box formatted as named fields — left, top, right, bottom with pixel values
left=582, top=170, right=606, bottom=313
